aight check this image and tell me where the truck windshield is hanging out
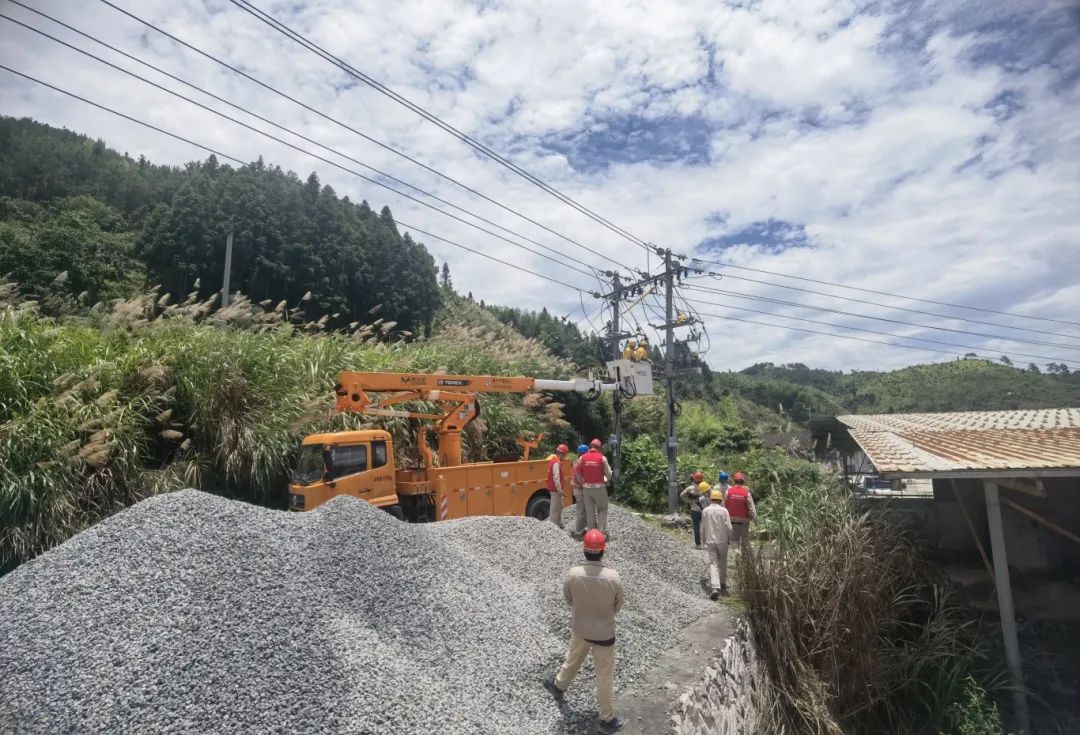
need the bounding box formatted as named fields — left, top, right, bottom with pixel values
left=292, top=445, right=324, bottom=485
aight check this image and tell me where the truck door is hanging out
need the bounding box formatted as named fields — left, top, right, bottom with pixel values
left=328, top=443, right=371, bottom=499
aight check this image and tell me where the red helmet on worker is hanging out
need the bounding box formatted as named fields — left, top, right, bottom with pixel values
left=583, top=528, right=606, bottom=553
left=589, top=438, right=603, bottom=449
left=733, top=471, right=745, bottom=482
left=556, top=444, right=569, bottom=454
left=691, top=471, right=703, bottom=482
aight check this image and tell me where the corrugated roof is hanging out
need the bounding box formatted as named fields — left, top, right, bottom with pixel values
left=837, top=409, right=1080, bottom=476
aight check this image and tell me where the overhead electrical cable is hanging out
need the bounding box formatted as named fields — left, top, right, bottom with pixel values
left=79, top=0, right=639, bottom=272
left=688, top=268, right=1080, bottom=341
left=0, top=19, right=605, bottom=286
left=0, top=65, right=592, bottom=299
left=692, top=256, right=1080, bottom=329
left=682, top=286, right=1080, bottom=352
left=0, top=10, right=602, bottom=280
left=688, top=298, right=1075, bottom=364
left=223, top=0, right=654, bottom=254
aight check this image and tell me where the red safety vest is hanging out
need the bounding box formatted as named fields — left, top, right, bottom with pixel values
left=579, top=450, right=607, bottom=484
left=546, top=455, right=561, bottom=491
left=725, top=484, right=750, bottom=520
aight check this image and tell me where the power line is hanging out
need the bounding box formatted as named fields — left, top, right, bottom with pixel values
left=394, top=221, right=590, bottom=293
left=2, top=4, right=607, bottom=281
left=689, top=297, right=1075, bottom=364
left=225, top=0, right=654, bottom=253
left=687, top=269, right=1080, bottom=341
left=0, top=65, right=591, bottom=300
left=694, top=309, right=968, bottom=359
left=691, top=256, right=1080, bottom=329
left=0, top=18, right=601, bottom=285
left=83, top=0, right=639, bottom=273
left=682, top=285, right=1080, bottom=353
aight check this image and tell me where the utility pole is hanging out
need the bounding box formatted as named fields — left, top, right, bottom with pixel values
left=608, top=272, right=624, bottom=491
left=221, top=227, right=234, bottom=308
left=663, top=248, right=678, bottom=514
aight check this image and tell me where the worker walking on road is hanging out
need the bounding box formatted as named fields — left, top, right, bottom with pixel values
left=579, top=439, right=613, bottom=534
left=724, top=471, right=757, bottom=548
left=571, top=444, right=589, bottom=537
left=701, top=488, right=734, bottom=599
left=679, top=472, right=709, bottom=547
left=544, top=529, right=625, bottom=734
left=547, top=444, right=569, bottom=528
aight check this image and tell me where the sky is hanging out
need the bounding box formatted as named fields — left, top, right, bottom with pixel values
left=2, top=0, right=1079, bottom=372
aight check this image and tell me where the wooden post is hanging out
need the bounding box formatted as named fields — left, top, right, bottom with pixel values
left=221, top=228, right=234, bottom=308
left=983, top=480, right=1030, bottom=733
left=951, top=479, right=994, bottom=590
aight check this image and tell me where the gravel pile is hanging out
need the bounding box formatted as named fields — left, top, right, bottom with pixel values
left=0, top=490, right=713, bottom=734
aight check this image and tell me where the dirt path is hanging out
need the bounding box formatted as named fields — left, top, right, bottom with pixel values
left=614, top=606, right=737, bottom=734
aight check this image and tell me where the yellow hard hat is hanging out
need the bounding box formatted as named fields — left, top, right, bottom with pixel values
left=698, top=481, right=711, bottom=492
left=628, top=339, right=638, bottom=347
left=710, top=488, right=724, bottom=501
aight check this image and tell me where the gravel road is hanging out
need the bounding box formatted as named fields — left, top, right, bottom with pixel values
left=0, top=490, right=713, bottom=734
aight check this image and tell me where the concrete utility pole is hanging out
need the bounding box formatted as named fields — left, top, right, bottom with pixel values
left=221, top=228, right=234, bottom=308
left=663, top=248, right=678, bottom=514
left=609, top=271, right=624, bottom=491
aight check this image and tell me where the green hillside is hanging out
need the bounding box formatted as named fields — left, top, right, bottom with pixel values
left=738, top=359, right=1079, bottom=415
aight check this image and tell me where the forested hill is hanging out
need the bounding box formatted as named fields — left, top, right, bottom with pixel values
left=736, top=360, right=1080, bottom=416
left=0, top=116, right=440, bottom=334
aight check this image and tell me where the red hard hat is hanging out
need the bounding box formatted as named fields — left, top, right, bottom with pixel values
left=556, top=444, right=569, bottom=454
left=691, top=471, right=703, bottom=482
left=583, top=529, right=606, bottom=553
left=733, top=471, right=745, bottom=482
left=589, top=438, right=603, bottom=448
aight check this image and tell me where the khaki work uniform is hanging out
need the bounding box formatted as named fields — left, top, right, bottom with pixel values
left=701, top=503, right=733, bottom=592
left=580, top=454, right=613, bottom=533
left=571, top=460, right=587, bottom=535
left=555, top=561, right=625, bottom=722
left=548, top=456, right=565, bottom=528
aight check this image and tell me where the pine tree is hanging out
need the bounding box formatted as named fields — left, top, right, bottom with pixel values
left=440, top=262, right=452, bottom=289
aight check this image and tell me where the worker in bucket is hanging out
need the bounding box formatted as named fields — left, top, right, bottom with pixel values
left=724, top=471, right=757, bottom=548
left=546, top=444, right=570, bottom=528
left=701, top=487, right=733, bottom=599
left=578, top=439, right=613, bottom=534
left=679, top=471, right=709, bottom=547
left=570, top=444, right=590, bottom=537
left=544, top=529, right=625, bottom=734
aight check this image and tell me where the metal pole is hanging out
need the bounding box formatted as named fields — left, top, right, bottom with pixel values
left=983, top=480, right=1030, bottom=733
left=221, top=228, right=234, bottom=308
left=609, top=272, right=623, bottom=492
left=664, top=249, right=678, bottom=514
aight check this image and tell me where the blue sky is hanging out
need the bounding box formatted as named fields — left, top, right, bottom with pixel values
left=1, top=0, right=1078, bottom=371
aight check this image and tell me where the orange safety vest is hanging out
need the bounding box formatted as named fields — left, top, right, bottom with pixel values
left=579, top=449, right=607, bottom=485
left=725, top=484, right=751, bottom=520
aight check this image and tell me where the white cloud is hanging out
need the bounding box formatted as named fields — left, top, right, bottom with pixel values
left=0, top=0, right=1078, bottom=374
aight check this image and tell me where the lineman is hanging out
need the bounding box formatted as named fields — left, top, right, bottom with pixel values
left=679, top=472, right=709, bottom=548
left=547, top=444, right=570, bottom=528
left=715, top=470, right=730, bottom=497
left=725, top=471, right=757, bottom=548
left=570, top=444, right=590, bottom=537
left=701, top=488, right=733, bottom=599
left=544, top=529, right=625, bottom=734
left=633, top=337, right=649, bottom=362
left=579, top=439, right=613, bottom=534
left=622, top=339, right=637, bottom=361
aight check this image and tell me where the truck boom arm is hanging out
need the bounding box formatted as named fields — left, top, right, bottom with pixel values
left=332, top=371, right=616, bottom=467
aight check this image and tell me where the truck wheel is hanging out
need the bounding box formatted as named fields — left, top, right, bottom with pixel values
left=525, top=493, right=550, bottom=521
left=384, top=505, right=405, bottom=521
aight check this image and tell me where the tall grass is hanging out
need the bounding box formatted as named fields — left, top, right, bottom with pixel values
left=738, top=475, right=1004, bottom=734
left=0, top=284, right=580, bottom=572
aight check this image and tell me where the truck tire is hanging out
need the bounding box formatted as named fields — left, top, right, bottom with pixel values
left=525, top=493, right=550, bottom=521
left=384, top=504, right=405, bottom=521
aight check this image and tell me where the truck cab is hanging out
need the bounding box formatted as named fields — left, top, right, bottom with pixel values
left=288, top=430, right=398, bottom=512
